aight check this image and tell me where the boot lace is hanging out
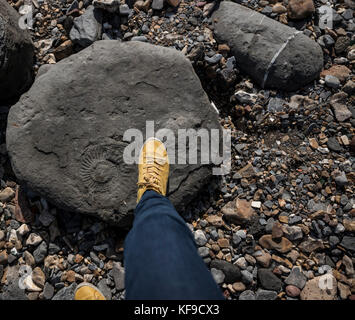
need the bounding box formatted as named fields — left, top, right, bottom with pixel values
left=138, top=155, right=166, bottom=191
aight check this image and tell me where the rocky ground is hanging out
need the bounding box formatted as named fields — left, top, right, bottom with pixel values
left=0, top=0, right=354, bottom=300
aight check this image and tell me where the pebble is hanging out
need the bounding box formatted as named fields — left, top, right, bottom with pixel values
left=255, top=288, right=277, bottom=300
left=259, top=235, right=293, bottom=253
left=241, top=270, right=253, bottom=284
left=194, top=230, right=207, bottom=246
left=239, top=290, right=256, bottom=300
left=0, top=187, right=15, bottom=202
left=257, top=268, right=282, bottom=291
left=198, top=246, right=210, bottom=258
left=33, top=241, right=47, bottom=264
left=324, top=75, right=340, bottom=88
left=285, top=267, right=307, bottom=289
left=210, top=260, right=241, bottom=283
left=286, top=285, right=301, bottom=297
left=111, top=262, right=125, bottom=291
left=25, top=233, right=43, bottom=247
left=211, top=268, right=225, bottom=285
left=52, top=283, right=77, bottom=300
left=43, top=282, right=55, bottom=300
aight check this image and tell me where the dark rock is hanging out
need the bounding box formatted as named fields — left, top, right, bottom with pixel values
left=93, top=0, right=120, bottom=12
left=329, top=236, right=339, bottom=247
left=257, top=268, right=282, bottom=291
left=340, top=236, right=355, bottom=252
left=212, top=2, right=323, bottom=91
left=334, top=36, right=350, bottom=54
left=239, top=290, right=256, bottom=300
left=324, top=75, right=340, bottom=89
left=97, top=279, right=112, bottom=300
left=67, top=0, right=79, bottom=13
left=334, top=171, right=348, bottom=188
left=69, top=6, right=103, bottom=47
left=119, top=4, right=130, bottom=15
left=111, top=262, right=125, bottom=290
left=152, top=0, right=164, bottom=10
left=255, top=288, right=277, bottom=300
left=0, top=0, right=34, bottom=102
left=33, top=241, right=47, bottom=264
left=131, top=36, right=148, bottom=42
left=7, top=254, right=16, bottom=264
left=43, top=282, right=55, bottom=300
left=210, top=260, right=241, bottom=283
left=327, top=137, right=342, bottom=152
left=285, top=266, right=307, bottom=289
left=52, top=283, right=77, bottom=300
left=48, top=243, right=61, bottom=255
left=241, top=270, right=254, bottom=284
left=317, top=35, right=335, bottom=48
left=6, top=41, right=222, bottom=226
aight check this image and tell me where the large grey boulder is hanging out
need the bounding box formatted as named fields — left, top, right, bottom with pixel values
left=6, top=41, right=222, bottom=226
left=0, top=0, right=34, bottom=102
left=212, top=2, right=323, bottom=91
left=69, top=5, right=103, bottom=48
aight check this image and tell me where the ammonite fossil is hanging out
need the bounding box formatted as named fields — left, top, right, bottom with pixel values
left=80, top=145, right=119, bottom=193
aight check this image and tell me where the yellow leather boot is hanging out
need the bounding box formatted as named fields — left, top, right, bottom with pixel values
left=74, top=283, right=106, bottom=300
left=137, top=137, right=169, bottom=203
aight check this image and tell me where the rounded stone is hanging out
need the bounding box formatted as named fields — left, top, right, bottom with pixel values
left=6, top=41, right=221, bottom=226
left=286, top=284, right=301, bottom=297
left=212, top=2, right=323, bottom=91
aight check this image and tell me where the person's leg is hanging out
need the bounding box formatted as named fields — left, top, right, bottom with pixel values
left=124, top=189, right=224, bottom=300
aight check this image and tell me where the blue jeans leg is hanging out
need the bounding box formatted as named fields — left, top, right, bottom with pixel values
left=124, top=190, right=224, bottom=300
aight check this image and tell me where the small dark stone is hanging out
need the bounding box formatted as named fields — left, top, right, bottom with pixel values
left=257, top=268, right=282, bottom=291
left=340, top=236, right=355, bottom=252
left=33, top=241, right=48, bottom=264
left=43, top=282, right=55, bottom=300
left=52, top=283, right=77, bottom=300
left=327, top=137, right=342, bottom=152
left=255, top=289, right=277, bottom=300
left=210, top=260, right=241, bottom=283
left=285, top=266, right=307, bottom=289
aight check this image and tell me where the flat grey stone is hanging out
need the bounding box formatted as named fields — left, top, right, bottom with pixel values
left=340, top=236, right=355, bottom=252
left=256, top=289, right=277, bottom=300
left=212, top=2, right=323, bottom=91
left=6, top=41, right=221, bottom=226
left=239, top=290, right=256, bottom=300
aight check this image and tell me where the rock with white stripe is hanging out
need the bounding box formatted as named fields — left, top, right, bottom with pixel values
left=212, top=2, right=323, bottom=91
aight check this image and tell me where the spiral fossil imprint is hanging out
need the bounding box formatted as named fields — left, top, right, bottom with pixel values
left=80, top=145, right=118, bottom=192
